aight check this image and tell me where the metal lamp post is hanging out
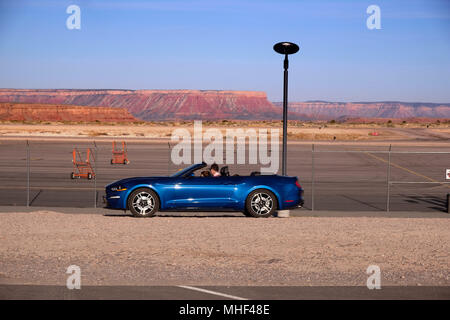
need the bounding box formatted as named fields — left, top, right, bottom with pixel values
left=273, top=41, right=299, bottom=176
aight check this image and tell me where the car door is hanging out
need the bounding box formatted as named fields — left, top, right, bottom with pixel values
left=166, top=176, right=239, bottom=209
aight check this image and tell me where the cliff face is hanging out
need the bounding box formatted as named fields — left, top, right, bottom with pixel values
left=1, top=89, right=448, bottom=121
left=0, top=89, right=284, bottom=121
left=273, top=102, right=450, bottom=120
left=0, top=103, right=137, bottom=122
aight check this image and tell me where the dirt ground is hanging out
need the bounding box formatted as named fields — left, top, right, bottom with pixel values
left=0, top=211, right=449, bottom=287
left=1, top=121, right=449, bottom=141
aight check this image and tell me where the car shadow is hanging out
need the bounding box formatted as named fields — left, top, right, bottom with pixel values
left=158, top=214, right=246, bottom=218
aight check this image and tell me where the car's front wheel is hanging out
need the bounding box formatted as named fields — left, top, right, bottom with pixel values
left=242, top=209, right=253, bottom=217
left=245, top=189, right=277, bottom=218
left=127, top=188, right=159, bottom=218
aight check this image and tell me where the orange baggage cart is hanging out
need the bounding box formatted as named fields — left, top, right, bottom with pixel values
left=111, top=141, right=130, bottom=165
left=71, top=148, right=95, bottom=179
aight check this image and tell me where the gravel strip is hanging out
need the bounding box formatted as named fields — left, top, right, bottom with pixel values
left=0, top=211, right=449, bottom=286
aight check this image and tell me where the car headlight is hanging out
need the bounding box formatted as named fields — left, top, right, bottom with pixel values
left=111, top=185, right=127, bottom=192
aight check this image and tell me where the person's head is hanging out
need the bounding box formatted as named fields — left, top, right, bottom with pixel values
left=210, top=163, right=219, bottom=174
left=200, top=170, right=211, bottom=177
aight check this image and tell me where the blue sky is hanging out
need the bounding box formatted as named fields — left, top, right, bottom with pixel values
left=0, top=0, right=449, bottom=102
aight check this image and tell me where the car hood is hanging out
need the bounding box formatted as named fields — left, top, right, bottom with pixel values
left=106, top=176, right=166, bottom=188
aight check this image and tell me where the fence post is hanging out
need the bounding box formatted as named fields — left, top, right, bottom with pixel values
left=26, top=140, right=30, bottom=207
left=93, top=140, right=97, bottom=208
left=447, top=193, right=450, bottom=214
left=168, top=142, right=171, bottom=176
left=311, top=143, right=315, bottom=211
left=386, top=144, right=391, bottom=212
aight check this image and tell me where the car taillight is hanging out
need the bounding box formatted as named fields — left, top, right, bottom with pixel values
left=295, top=180, right=302, bottom=189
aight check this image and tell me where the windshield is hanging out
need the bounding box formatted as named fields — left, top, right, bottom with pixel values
left=171, top=163, right=206, bottom=177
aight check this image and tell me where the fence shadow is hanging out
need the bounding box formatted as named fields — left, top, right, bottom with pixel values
left=402, top=195, right=447, bottom=212
left=340, top=194, right=384, bottom=211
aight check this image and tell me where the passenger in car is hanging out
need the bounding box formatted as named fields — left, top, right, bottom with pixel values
left=210, top=163, right=221, bottom=177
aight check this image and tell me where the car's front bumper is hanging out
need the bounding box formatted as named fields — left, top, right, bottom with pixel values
left=104, top=192, right=124, bottom=209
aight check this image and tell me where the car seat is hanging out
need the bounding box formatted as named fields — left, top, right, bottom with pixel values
left=220, top=166, right=230, bottom=177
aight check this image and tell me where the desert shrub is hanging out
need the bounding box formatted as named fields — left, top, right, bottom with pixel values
left=87, top=131, right=108, bottom=137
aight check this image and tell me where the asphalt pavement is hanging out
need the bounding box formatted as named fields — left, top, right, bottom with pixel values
left=1, top=285, right=449, bottom=300
left=1, top=138, right=449, bottom=212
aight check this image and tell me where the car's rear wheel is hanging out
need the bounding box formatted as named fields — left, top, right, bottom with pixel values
left=127, top=188, right=159, bottom=218
left=245, top=189, right=277, bottom=218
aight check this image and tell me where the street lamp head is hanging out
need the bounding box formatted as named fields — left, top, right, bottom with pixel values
left=273, top=42, right=299, bottom=55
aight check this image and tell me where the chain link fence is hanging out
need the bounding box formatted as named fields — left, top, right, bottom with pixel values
left=0, top=139, right=449, bottom=212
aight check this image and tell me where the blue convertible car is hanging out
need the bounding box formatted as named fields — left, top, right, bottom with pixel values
left=105, top=162, right=304, bottom=218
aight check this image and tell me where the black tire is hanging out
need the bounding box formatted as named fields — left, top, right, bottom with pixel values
left=70, top=172, right=75, bottom=179
left=127, top=188, right=159, bottom=218
left=87, top=173, right=92, bottom=180
left=242, top=209, right=253, bottom=217
left=111, top=159, right=114, bottom=165
left=245, top=189, right=277, bottom=218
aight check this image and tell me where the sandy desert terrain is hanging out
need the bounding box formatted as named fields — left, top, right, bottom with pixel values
left=0, top=121, right=449, bottom=141
left=0, top=210, right=448, bottom=287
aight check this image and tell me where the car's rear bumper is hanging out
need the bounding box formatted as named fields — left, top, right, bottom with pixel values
left=281, top=188, right=304, bottom=209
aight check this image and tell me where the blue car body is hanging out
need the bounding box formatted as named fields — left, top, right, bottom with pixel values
left=105, top=163, right=304, bottom=212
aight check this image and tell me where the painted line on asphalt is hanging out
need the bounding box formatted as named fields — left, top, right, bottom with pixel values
left=177, top=285, right=248, bottom=300
left=0, top=186, right=104, bottom=191
left=364, top=152, right=449, bottom=188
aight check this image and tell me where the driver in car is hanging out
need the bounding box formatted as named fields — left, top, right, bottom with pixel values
left=200, top=170, right=211, bottom=177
